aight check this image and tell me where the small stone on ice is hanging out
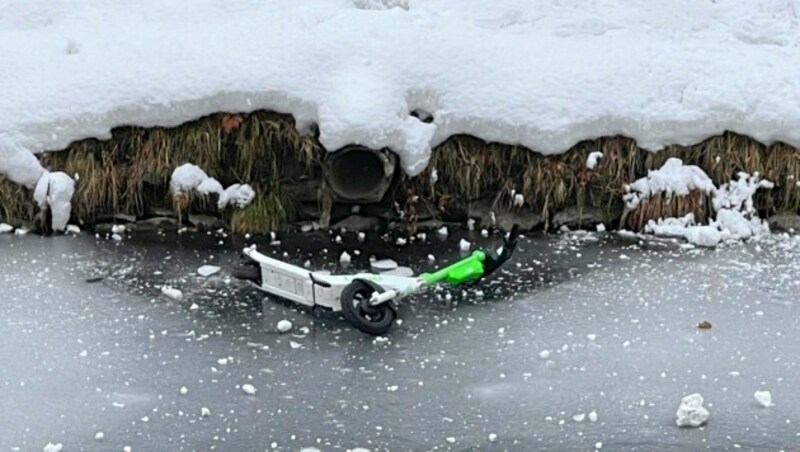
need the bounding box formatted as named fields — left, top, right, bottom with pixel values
left=754, top=390, right=773, bottom=407
left=277, top=320, right=293, bottom=333
left=242, top=384, right=257, bottom=395
left=539, top=350, right=551, bottom=359
left=459, top=239, right=471, bottom=251
left=179, top=386, right=188, bottom=395
left=197, top=265, right=221, bottom=277
left=488, top=433, right=497, bottom=442
left=675, top=393, right=709, bottom=427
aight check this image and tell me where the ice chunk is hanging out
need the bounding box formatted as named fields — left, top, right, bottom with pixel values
left=754, top=390, right=773, bottom=407
left=161, top=286, right=183, bottom=301
left=371, top=259, right=398, bottom=272
left=277, top=320, right=293, bottom=333
left=197, top=265, right=221, bottom=277
left=586, top=151, right=603, bottom=170
left=241, top=384, right=257, bottom=395
left=675, top=393, right=709, bottom=427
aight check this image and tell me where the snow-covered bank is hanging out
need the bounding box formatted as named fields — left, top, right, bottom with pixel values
left=3, top=0, right=800, bottom=230
left=3, top=0, right=800, bottom=176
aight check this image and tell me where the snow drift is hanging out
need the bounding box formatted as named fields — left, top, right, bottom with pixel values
left=2, top=0, right=800, bottom=228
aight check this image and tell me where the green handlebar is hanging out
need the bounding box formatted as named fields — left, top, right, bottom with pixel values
left=420, top=250, right=486, bottom=285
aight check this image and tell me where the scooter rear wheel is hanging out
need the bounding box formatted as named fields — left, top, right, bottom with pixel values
left=340, top=280, right=396, bottom=335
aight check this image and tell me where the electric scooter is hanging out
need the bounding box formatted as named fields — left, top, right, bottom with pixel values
left=233, top=225, right=519, bottom=335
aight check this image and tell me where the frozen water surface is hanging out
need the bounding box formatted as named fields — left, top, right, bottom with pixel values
left=1, top=229, right=799, bottom=450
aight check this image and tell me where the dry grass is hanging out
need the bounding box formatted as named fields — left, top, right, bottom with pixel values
left=5, top=110, right=799, bottom=234
left=417, top=132, right=800, bottom=230
left=40, top=111, right=322, bottom=232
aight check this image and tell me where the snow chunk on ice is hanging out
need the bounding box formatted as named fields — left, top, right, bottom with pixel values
left=588, top=410, right=598, bottom=422
left=179, top=386, right=188, bottom=395
left=94, top=432, right=104, bottom=441
left=197, top=265, right=221, bottom=277
left=339, top=251, right=352, bottom=264
left=459, top=239, right=471, bottom=251
left=66, top=224, right=80, bottom=234
left=241, top=384, right=257, bottom=395
left=161, top=286, right=183, bottom=301
left=539, top=350, right=551, bottom=359
left=0, top=223, right=13, bottom=233
left=586, top=151, right=603, bottom=170
left=201, top=407, right=211, bottom=417
left=277, top=320, right=293, bottom=333
left=675, top=393, right=709, bottom=427
left=43, top=443, right=63, bottom=452
left=754, top=390, right=773, bottom=407
left=111, top=224, right=126, bottom=234
left=437, top=226, right=449, bottom=237
left=371, top=259, right=398, bottom=272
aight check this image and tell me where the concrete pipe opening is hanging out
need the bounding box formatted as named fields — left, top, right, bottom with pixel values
left=324, top=146, right=397, bottom=203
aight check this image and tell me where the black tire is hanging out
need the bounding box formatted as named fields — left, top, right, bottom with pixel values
left=340, top=280, right=396, bottom=335
left=231, top=259, right=262, bottom=286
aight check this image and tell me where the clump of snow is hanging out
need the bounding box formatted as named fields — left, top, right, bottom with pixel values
left=539, top=350, right=551, bottom=359
left=241, top=383, right=257, bottom=395
left=488, top=433, right=497, bottom=442
left=459, top=239, right=471, bottom=251
left=43, top=443, right=63, bottom=452
left=33, top=171, right=75, bottom=231
left=634, top=160, right=773, bottom=247
left=0, top=223, right=13, bottom=233
left=512, top=193, right=525, bottom=208
left=437, top=226, right=449, bottom=237
left=624, top=158, right=715, bottom=210
left=170, top=164, right=255, bottom=209
left=588, top=410, right=598, bottom=422
left=371, top=259, right=398, bottom=272
left=201, top=407, right=211, bottom=417
left=66, top=224, right=81, bottom=234
left=675, top=393, right=709, bottom=427
left=161, top=285, right=183, bottom=300
left=14, top=228, right=29, bottom=236
left=111, top=224, right=126, bottom=234
left=277, top=320, right=293, bottom=333
left=197, top=265, right=221, bottom=277
left=754, top=390, right=773, bottom=407
left=339, top=251, right=352, bottom=264
left=586, top=151, right=603, bottom=170
left=179, top=386, right=188, bottom=395
left=94, top=432, right=104, bottom=441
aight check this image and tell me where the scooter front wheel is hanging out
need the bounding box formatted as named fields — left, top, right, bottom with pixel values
left=340, top=280, right=396, bottom=335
